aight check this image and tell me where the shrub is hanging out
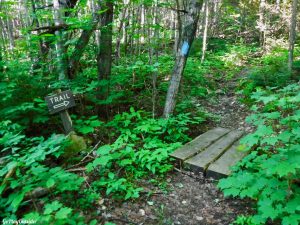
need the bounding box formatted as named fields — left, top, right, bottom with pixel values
left=218, top=83, right=300, bottom=225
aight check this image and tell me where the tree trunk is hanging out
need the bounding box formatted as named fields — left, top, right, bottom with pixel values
left=53, top=0, right=73, bottom=134
left=148, top=3, right=160, bottom=118
left=201, top=0, right=209, bottom=63
left=53, top=0, right=68, bottom=80
left=163, top=0, right=203, bottom=118
left=115, top=6, right=128, bottom=63
left=174, top=0, right=182, bottom=53
left=97, top=0, right=113, bottom=118
left=288, top=0, right=298, bottom=71
left=97, top=0, right=113, bottom=81
left=0, top=50, right=3, bottom=72
left=124, top=6, right=131, bottom=56
left=258, top=0, right=266, bottom=49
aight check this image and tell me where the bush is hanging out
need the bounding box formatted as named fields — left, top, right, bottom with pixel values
left=218, top=83, right=300, bottom=225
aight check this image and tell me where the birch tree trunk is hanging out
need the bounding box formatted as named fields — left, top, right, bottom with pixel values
left=201, top=0, right=209, bottom=63
left=288, top=0, right=298, bottom=71
left=115, top=6, right=128, bottom=63
left=258, top=0, right=266, bottom=49
left=163, top=0, right=203, bottom=118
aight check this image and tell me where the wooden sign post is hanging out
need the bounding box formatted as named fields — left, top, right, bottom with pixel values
left=45, top=90, right=76, bottom=134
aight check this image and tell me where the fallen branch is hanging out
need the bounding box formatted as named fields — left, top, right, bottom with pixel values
left=80, top=139, right=102, bottom=162
left=65, top=158, right=93, bottom=171
left=66, top=167, right=86, bottom=172
left=1, top=165, right=17, bottom=188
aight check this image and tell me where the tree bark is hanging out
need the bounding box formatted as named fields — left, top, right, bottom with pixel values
left=97, top=0, right=113, bottom=81
left=0, top=50, right=3, bottom=72
left=115, top=6, right=128, bottom=63
left=288, top=0, right=298, bottom=71
left=163, top=0, right=203, bottom=118
left=258, top=0, right=266, bottom=49
left=174, top=0, right=182, bottom=53
left=148, top=2, right=160, bottom=118
left=53, top=0, right=73, bottom=134
left=97, top=0, right=113, bottom=118
left=201, top=0, right=209, bottom=63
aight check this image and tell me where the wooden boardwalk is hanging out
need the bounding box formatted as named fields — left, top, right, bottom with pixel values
left=170, top=127, right=246, bottom=179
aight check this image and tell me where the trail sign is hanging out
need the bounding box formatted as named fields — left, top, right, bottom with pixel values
left=45, top=90, right=76, bottom=114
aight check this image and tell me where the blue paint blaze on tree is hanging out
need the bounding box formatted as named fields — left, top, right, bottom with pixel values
left=181, top=41, right=189, bottom=56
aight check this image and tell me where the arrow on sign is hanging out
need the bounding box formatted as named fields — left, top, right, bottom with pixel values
left=53, top=101, right=70, bottom=109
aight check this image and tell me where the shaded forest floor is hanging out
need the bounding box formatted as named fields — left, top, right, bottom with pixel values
left=99, top=70, right=255, bottom=225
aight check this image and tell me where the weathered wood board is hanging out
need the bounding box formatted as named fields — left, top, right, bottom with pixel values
left=170, top=127, right=245, bottom=179
left=185, top=130, right=244, bottom=173
left=170, top=127, right=230, bottom=161
left=206, top=141, right=247, bottom=179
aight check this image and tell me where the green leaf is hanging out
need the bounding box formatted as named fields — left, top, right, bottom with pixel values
left=96, top=145, right=111, bottom=155
left=11, top=192, right=25, bottom=212
left=92, top=155, right=112, bottom=167
left=46, top=178, right=55, bottom=188
left=90, top=120, right=102, bottom=127
left=44, top=201, right=62, bottom=214
left=258, top=199, right=278, bottom=220
left=78, top=126, right=94, bottom=134
left=282, top=215, right=300, bottom=225
left=89, top=219, right=98, bottom=225
left=55, top=207, right=72, bottom=219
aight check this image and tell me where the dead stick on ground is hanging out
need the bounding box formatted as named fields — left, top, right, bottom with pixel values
left=80, top=139, right=103, bottom=162
left=1, top=165, right=17, bottom=192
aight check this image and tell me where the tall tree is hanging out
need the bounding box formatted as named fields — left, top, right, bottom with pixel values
left=97, top=0, right=113, bottom=81
left=201, top=0, right=209, bottom=63
left=97, top=0, right=113, bottom=117
left=258, top=0, right=266, bottom=49
left=163, top=0, right=203, bottom=118
left=53, top=0, right=73, bottom=134
left=288, top=0, right=298, bottom=71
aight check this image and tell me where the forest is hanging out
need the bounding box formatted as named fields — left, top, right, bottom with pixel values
left=0, top=0, right=300, bottom=224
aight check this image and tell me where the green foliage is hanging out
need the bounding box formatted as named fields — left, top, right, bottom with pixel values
left=0, top=120, right=89, bottom=223
left=218, top=83, right=300, bottom=225
left=0, top=107, right=202, bottom=223
left=86, top=108, right=203, bottom=199
left=73, top=115, right=104, bottom=135
left=238, top=49, right=300, bottom=103
left=248, top=52, right=291, bottom=87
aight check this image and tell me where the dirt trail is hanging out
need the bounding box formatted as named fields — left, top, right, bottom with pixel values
left=102, top=74, right=253, bottom=225
left=206, top=78, right=253, bottom=133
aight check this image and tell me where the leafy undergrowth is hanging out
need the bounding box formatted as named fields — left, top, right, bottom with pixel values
left=218, top=83, right=300, bottom=225
left=0, top=109, right=205, bottom=224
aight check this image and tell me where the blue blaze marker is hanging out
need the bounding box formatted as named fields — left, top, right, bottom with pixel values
left=181, top=41, right=189, bottom=56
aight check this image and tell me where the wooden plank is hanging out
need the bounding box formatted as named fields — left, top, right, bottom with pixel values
left=185, top=130, right=244, bottom=173
left=170, top=127, right=231, bottom=161
left=206, top=141, right=247, bottom=179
